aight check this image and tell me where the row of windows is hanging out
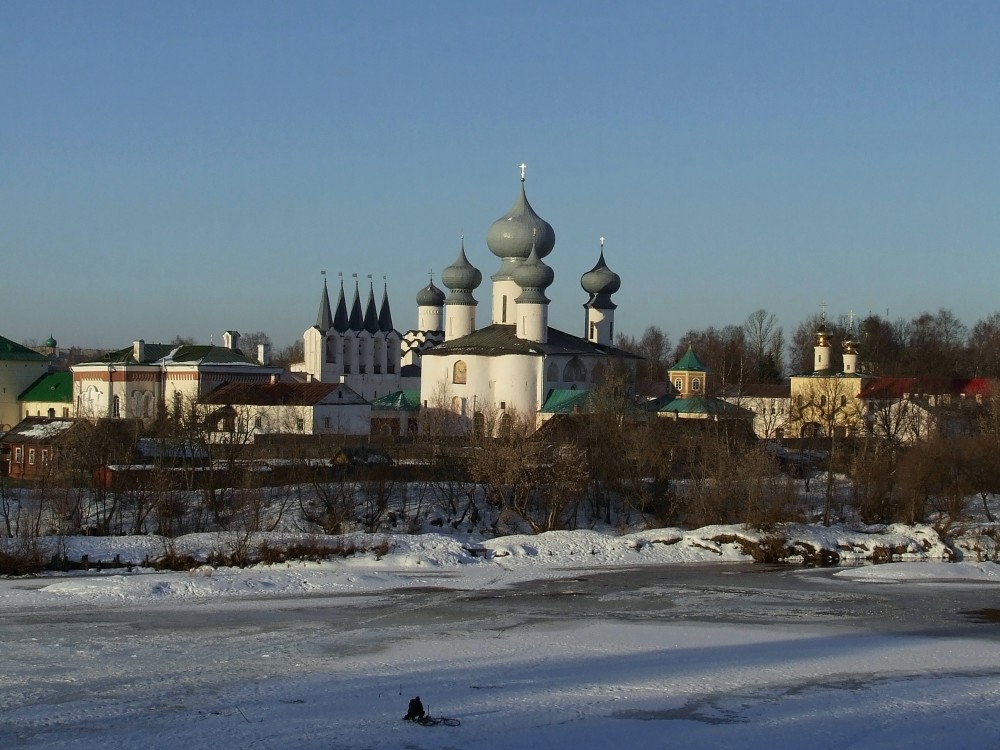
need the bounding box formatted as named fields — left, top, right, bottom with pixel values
left=12, top=447, right=49, bottom=465
left=31, top=408, right=70, bottom=418
left=673, top=378, right=702, bottom=392
left=325, top=336, right=399, bottom=370
left=793, top=395, right=850, bottom=408
left=451, top=358, right=606, bottom=385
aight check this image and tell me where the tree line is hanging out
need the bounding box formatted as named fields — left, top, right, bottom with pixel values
left=616, top=308, right=1000, bottom=383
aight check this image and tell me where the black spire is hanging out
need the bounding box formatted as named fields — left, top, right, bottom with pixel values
left=316, top=276, right=334, bottom=333
left=378, top=279, right=394, bottom=332
left=363, top=279, right=380, bottom=335
left=348, top=276, right=364, bottom=331
left=333, top=276, right=349, bottom=333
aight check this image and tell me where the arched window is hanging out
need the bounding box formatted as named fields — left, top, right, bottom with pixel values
left=343, top=335, right=355, bottom=374
left=692, top=378, right=701, bottom=392
left=591, top=362, right=606, bottom=385
left=112, top=395, right=121, bottom=418
left=326, top=335, right=337, bottom=363
left=562, top=357, right=586, bottom=383
left=547, top=362, right=559, bottom=382
left=373, top=336, right=385, bottom=374
left=674, top=378, right=683, bottom=391
left=453, top=360, right=467, bottom=384
left=82, top=385, right=100, bottom=417
left=358, top=333, right=371, bottom=374
left=385, top=333, right=398, bottom=374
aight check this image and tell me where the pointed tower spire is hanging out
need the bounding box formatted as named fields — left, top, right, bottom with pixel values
left=363, top=275, right=380, bottom=335
left=316, top=272, right=334, bottom=333
left=842, top=309, right=859, bottom=374
left=378, top=276, right=394, bottom=332
left=332, top=273, right=349, bottom=333
left=581, top=237, right=621, bottom=345
left=348, top=274, right=364, bottom=331
left=442, top=236, right=482, bottom=341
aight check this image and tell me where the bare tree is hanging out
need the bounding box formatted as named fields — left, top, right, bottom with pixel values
left=966, top=312, right=1000, bottom=378
left=617, top=326, right=671, bottom=385
left=789, top=376, right=866, bottom=525
left=743, top=309, right=785, bottom=382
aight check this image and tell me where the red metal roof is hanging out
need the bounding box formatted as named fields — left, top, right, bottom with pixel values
left=858, top=377, right=995, bottom=400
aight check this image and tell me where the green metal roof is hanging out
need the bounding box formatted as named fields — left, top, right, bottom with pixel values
left=19, top=372, right=73, bottom=403
left=0, top=335, right=49, bottom=362
left=648, top=394, right=749, bottom=417
left=90, top=343, right=261, bottom=366
left=670, top=346, right=708, bottom=373
left=371, top=389, right=422, bottom=411
left=539, top=388, right=591, bottom=414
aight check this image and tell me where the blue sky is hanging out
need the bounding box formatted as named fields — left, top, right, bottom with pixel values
left=3, top=1, right=999, bottom=350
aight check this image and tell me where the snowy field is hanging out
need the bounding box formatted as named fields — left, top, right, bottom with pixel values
left=2, top=526, right=1000, bottom=749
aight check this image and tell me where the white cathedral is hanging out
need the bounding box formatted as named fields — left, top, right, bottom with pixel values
left=293, top=167, right=638, bottom=431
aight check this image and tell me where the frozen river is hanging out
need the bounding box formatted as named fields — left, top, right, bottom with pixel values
left=3, top=563, right=1000, bottom=749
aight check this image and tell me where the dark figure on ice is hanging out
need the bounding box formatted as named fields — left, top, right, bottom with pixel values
left=404, top=696, right=425, bottom=722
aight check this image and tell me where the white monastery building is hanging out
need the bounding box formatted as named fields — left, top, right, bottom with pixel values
left=417, top=167, right=638, bottom=428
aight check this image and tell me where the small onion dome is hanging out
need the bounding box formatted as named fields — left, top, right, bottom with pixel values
left=442, top=242, right=482, bottom=291
left=842, top=334, right=858, bottom=355
left=815, top=323, right=830, bottom=345
left=513, top=245, right=554, bottom=290
left=416, top=280, right=445, bottom=307
left=44, top=335, right=57, bottom=348
left=581, top=250, right=621, bottom=296
left=486, top=183, right=555, bottom=260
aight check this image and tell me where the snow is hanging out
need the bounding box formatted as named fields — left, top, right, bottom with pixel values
left=15, top=419, right=75, bottom=439
left=3, top=524, right=1000, bottom=749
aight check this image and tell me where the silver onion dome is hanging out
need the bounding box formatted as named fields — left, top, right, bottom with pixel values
left=416, top=280, right=445, bottom=307
left=442, top=241, right=482, bottom=292
left=486, top=183, right=555, bottom=260
left=581, top=250, right=621, bottom=297
left=513, top=245, right=555, bottom=291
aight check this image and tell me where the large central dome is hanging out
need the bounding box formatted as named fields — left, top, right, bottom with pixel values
left=486, top=183, right=556, bottom=260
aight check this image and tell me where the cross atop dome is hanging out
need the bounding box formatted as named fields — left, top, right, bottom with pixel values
left=519, top=163, right=527, bottom=182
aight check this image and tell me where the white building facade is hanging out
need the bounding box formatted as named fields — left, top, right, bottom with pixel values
left=419, top=170, right=637, bottom=429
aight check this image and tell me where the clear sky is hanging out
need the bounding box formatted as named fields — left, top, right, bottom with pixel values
left=3, top=1, right=999, bottom=351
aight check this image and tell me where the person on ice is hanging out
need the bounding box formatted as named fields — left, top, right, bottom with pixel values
left=404, top=696, right=425, bottom=722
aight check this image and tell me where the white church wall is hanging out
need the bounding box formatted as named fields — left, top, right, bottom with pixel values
left=491, top=279, right=521, bottom=324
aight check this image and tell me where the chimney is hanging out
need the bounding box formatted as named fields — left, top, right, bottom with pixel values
left=223, top=330, right=240, bottom=350
left=133, top=339, right=145, bottom=362
left=257, top=343, right=271, bottom=365
left=270, top=373, right=278, bottom=384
